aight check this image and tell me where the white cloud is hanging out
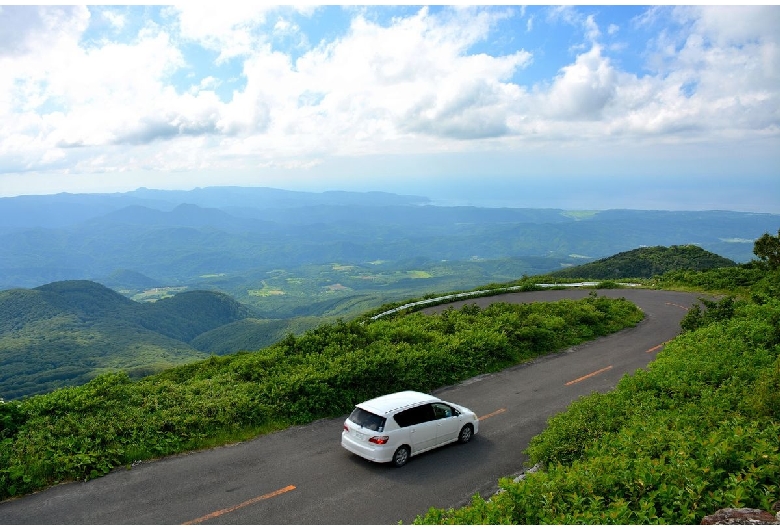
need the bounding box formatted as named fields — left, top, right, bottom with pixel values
left=101, top=9, right=126, bottom=31
left=508, top=5, right=780, bottom=145
left=0, top=6, right=228, bottom=173
left=0, top=5, right=777, bottom=187
left=211, top=6, right=532, bottom=160
left=538, top=45, right=617, bottom=122
left=168, top=4, right=274, bottom=62
left=643, top=6, right=780, bottom=135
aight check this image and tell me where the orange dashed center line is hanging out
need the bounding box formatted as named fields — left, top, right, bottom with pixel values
left=565, top=365, right=613, bottom=386
left=479, top=408, right=507, bottom=421
left=666, top=302, right=689, bottom=310
left=647, top=343, right=666, bottom=353
left=182, top=484, right=296, bottom=525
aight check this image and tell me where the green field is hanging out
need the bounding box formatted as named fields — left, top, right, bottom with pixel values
left=123, top=256, right=578, bottom=320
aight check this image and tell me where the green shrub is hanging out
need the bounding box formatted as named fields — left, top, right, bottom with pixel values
left=0, top=399, right=26, bottom=439
left=415, top=284, right=780, bottom=525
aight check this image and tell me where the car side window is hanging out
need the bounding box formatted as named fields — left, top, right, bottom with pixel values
left=394, top=404, right=435, bottom=427
left=432, top=403, right=454, bottom=420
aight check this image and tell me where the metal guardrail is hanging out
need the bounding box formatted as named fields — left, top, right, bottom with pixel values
left=370, top=282, right=640, bottom=320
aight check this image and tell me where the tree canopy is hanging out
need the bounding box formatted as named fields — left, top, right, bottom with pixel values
left=753, top=229, right=780, bottom=270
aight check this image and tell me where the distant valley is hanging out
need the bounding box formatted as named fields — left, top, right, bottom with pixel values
left=1, top=186, right=778, bottom=400
left=1, top=188, right=776, bottom=306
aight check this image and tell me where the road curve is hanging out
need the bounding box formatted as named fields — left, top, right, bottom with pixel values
left=0, top=289, right=705, bottom=525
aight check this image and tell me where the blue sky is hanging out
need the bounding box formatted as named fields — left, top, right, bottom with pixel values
left=1, top=4, right=778, bottom=212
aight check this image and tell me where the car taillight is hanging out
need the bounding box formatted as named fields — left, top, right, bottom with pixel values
left=343, top=423, right=349, bottom=432
left=368, top=436, right=389, bottom=445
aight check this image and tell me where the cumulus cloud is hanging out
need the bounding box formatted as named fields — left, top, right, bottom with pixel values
left=538, top=45, right=617, bottom=121
left=0, top=5, right=778, bottom=179
left=101, top=9, right=126, bottom=31
left=514, top=5, right=780, bottom=144
left=209, top=6, right=532, bottom=156
left=168, top=4, right=272, bottom=62
left=641, top=6, right=780, bottom=135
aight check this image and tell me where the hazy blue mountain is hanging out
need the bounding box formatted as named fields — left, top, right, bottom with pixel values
left=0, top=192, right=175, bottom=228
left=0, top=187, right=431, bottom=229
left=0, top=187, right=777, bottom=292
left=89, top=203, right=261, bottom=231
left=98, top=269, right=162, bottom=290
left=231, top=204, right=575, bottom=227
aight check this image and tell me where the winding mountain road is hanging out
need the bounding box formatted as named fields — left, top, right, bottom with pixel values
left=0, top=289, right=705, bottom=525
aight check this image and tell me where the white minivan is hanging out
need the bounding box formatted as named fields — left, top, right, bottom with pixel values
left=341, top=390, right=479, bottom=467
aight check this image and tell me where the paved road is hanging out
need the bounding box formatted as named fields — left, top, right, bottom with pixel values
left=0, top=289, right=705, bottom=525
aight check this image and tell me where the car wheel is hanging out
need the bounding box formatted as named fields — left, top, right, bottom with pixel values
left=458, top=424, right=473, bottom=444
left=392, top=445, right=410, bottom=467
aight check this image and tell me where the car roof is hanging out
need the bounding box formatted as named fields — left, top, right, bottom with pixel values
left=357, top=391, right=437, bottom=416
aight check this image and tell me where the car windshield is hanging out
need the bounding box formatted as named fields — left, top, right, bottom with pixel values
left=348, top=407, right=386, bottom=432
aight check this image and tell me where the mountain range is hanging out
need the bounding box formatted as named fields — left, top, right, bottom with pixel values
left=2, top=187, right=777, bottom=294
left=1, top=186, right=778, bottom=400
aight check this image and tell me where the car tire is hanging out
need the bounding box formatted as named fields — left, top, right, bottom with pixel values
left=392, top=445, right=410, bottom=467
left=458, top=424, right=473, bottom=444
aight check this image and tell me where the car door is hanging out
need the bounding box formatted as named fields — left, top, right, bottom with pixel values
left=431, top=403, right=460, bottom=445
left=398, top=404, right=437, bottom=453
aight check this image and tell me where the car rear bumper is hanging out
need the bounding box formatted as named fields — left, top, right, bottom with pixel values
left=341, top=433, right=395, bottom=463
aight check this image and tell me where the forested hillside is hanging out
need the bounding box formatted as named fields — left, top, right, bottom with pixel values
left=0, top=281, right=255, bottom=400
left=549, top=245, right=736, bottom=280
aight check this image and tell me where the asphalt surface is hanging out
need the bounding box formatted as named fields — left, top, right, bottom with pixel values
left=0, top=289, right=706, bottom=525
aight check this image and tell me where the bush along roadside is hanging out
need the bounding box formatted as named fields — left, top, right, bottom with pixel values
left=414, top=295, right=780, bottom=524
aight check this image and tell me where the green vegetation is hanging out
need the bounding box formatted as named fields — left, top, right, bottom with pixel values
left=753, top=228, right=780, bottom=270
left=189, top=317, right=321, bottom=355
left=128, top=286, right=188, bottom=302
left=0, top=281, right=253, bottom=400
left=414, top=237, right=780, bottom=524
left=0, top=294, right=642, bottom=500
left=3, top=233, right=779, bottom=523
left=549, top=245, right=736, bottom=280
left=0, top=257, right=583, bottom=400
left=182, top=256, right=576, bottom=318
left=0, top=244, right=755, bottom=402
left=561, top=210, right=599, bottom=220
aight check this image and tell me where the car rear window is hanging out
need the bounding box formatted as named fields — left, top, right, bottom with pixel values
left=348, top=407, right=386, bottom=432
